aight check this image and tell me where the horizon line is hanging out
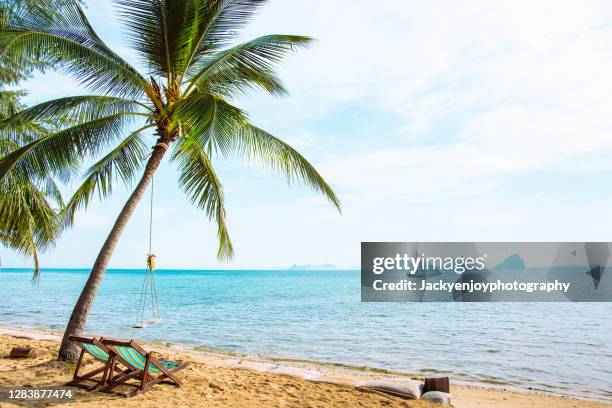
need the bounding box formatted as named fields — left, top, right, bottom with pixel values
left=0, top=267, right=360, bottom=271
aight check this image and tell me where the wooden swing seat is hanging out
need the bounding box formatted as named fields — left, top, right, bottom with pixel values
left=132, top=317, right=161, bottom=329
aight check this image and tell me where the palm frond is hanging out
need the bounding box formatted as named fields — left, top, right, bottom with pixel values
left=176, top=0, right=268, bottom=78
left=1, top=0, right=85, bottom=20
left=114, top=0, right=175, bottom=77
left=0, top=89, right=25, bottom=116
left=239, top=125, right=340, bottom=211
left=0, top=172, right=59, bottom=283
left=0, top=95, right=148, bottom=143
left=0, top=172, right=60, bottom=252
left=196, top=0, right=267, bottom=51
left=198, top=62, right=287, bottom=97
left=0, top=118, right=46, bottom=157
left=174, top=95, right=340, bottom=211
left=62, top=124, right=152, bottom=226
left=42, top=177, right=64, bottom=208
left=186, top=35, right=313, bottom=96
left=174, top=138, right=233, bottom=260
left=0, top=3, right=148, bottom=97
left=0, top=112, right=137, bottom=181
left=169, top=91, right=217, bottom=140
left=115, top=0, right=268, bottom=79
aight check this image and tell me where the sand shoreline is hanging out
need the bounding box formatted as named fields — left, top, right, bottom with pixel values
left=0, top=324, right=610, bottom=407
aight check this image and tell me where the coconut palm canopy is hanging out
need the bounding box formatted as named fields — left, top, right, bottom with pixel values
left=0, top=0, right=85, bottom=282
left=0, top=92, right=65, bottom=283
left=0, top=0, right=340, bottom=360
left=0, top=0, right=340, bottom=260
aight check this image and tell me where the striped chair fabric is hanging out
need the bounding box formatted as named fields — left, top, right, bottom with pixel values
left=114, top=345, right=182, bottom=373
left=82, top=342, right=110, bottom=361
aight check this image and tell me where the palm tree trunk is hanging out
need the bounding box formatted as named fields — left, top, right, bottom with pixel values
left=58, top=138, right=169, bottom=361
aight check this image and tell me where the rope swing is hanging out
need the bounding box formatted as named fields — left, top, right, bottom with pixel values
left=133, top=176, right=161, bottom=329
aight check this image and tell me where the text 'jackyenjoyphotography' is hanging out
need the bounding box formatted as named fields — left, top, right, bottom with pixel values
left=361, top=242, right=612, bottom=302
left=373, top=279, right=570, bottom=293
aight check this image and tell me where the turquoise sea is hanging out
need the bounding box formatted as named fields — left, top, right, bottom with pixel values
left=0, top=268, right=610, bottom=401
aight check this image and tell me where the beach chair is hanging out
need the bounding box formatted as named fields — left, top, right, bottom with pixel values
left=99, top=338, right=188, bottom=397
left=65, top=336, right=121, bottom=391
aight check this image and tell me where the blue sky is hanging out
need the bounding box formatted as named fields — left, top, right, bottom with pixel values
left=4, top=0, right=612, bottom=269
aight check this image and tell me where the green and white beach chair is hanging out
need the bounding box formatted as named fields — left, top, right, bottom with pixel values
left=66, top=336, right=122, bottom=391
left=99, top=337, right=188, bottom=397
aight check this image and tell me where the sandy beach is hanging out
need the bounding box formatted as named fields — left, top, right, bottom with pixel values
left=0, top=327, right=609, bottom=408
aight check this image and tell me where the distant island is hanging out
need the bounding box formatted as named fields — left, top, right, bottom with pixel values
left=494, top=254, right=526, bottom=270
left=287, top=264, right=338, bottom=270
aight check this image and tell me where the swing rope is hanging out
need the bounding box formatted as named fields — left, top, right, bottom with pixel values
left=133, top=175, right=161, bottom=328
left=149, top=174, right=154, bottom=254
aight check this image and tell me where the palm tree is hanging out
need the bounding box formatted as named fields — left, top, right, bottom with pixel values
left=0, top=0, right=340, bottom=361
left=0, top=158, right=64, bottom=284
left=0, top=93, right=65, bottom=283
left=0, top=0, right=83, bottom=283
left=0, top=91, right=69, bottom=285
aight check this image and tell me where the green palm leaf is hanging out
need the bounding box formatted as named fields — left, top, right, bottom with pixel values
left=175, top=138, right=233, bottom=260
left=174, top=94, right=340, bottom=211
left=198, top=0, right=267, bottom=49
left=114, top=0, right=176, bottom=78
left=62, top=124, right=153, bottom=226
left=0, top=95, right=147, bottom=142
left=0, top=4, right=147, bottom=97
left=239, top=125, right=340, bottom=211
left=42, top=177, right=65, bottom=208
left=0, top=112, right=138, bottom=180
left=0, top=171, right=60, bottom=283
left=0, top=172, right=59, bottom=252
left=198, top=62, right=287, bottom=97
left=115, top=0, right=268, bottom=79
left=186, top=35, right=313, bottom=95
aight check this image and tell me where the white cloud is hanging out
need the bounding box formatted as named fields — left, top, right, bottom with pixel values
left=237, top=0, right=612, bottom=207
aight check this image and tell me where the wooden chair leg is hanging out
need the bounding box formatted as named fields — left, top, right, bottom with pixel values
left=161, top=363, right=188, bottom=386
left=73, top=349, right=85, bottom=381
left=99, top=369, right=140, bottom=393
left=66, top=366, right=108, bottom=389
left=142, top=354, right=151, bottom=391
left=100, top=356, right=113, bottom=387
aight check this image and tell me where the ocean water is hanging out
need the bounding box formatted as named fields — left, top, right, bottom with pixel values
left=0, top=268, right=610, bottom=401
